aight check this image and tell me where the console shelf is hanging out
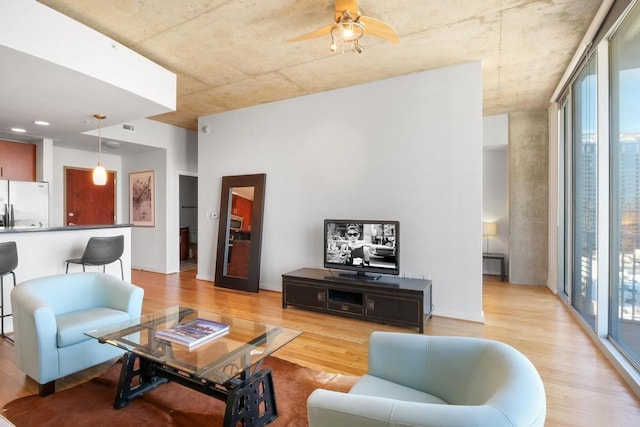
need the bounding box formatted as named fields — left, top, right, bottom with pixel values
left=282, top=268, right=432, bottom=333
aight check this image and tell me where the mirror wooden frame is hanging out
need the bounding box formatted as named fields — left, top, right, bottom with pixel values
left=214, top=173, right=266, bottom=292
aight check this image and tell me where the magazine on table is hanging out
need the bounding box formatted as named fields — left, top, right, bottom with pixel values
left=155, top=318, right=230, bottom=349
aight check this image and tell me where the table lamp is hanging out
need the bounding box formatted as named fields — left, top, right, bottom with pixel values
left=483, top=221, right=497, bottom=253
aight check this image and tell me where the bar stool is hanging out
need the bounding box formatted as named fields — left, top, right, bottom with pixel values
left=65, top=235, right=124, bottom=279
left=0, top=241, right=18, bottom=342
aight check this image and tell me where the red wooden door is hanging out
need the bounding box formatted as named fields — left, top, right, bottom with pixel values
left=65, top=167, right=116, bottom=225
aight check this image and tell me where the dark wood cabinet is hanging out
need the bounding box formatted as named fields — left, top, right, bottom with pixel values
left=282, top=268, right=432, bottom=332
left=0, top=140, right=36, bottom=181
left=284, top=283, right=326, bottom=309
left=365, top=293, right=421, bottom=326
left=180, top=227, right=189, bottom=260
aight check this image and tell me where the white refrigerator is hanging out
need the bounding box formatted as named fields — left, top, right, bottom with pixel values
left=0, top=180, right=49, bottom=228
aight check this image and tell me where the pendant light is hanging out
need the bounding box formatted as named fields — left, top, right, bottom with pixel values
left=92, top=114, right=107, bottom=186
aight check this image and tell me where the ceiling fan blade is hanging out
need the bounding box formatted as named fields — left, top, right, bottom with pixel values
left=359, top=16, right=400, bottom=44
left=335, top=0, right=359, bottom=22
left=288, top=24, right=333, bottom=42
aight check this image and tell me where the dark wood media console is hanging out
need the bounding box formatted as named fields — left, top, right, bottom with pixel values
left=282, top=268, right=432, bottom=333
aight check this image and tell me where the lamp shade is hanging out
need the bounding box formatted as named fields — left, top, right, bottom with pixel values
left=93, top=164, right=107, bottom=185
left=482, top=221, right=497, bottom=237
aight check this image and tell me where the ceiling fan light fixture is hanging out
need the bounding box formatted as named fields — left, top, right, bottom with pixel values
left=289, top=1, right=399, bottom=53
left=331, top=22, right=364, bottom=42
left=329, top=11, right=365, bottom=53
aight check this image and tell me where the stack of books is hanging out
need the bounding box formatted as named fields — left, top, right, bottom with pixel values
left=155, top=318, right=230, bottom=349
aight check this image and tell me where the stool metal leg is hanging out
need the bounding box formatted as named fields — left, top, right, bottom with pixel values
left=1, top=271, right=16, bottom=343
left=1, top=276, right=3, bottom=336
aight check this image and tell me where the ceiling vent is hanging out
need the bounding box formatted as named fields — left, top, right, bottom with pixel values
left=122, top=123, right=135, bottom=131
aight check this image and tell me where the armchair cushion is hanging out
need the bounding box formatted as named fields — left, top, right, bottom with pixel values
left=56, top=307, right=131, bottom=347
left=349, top=374, right=448, bottom=404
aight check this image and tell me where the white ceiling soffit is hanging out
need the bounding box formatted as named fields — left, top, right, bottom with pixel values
left=0, top=0, right=176, bottom=143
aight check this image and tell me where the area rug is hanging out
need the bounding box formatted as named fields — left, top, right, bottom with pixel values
left=3, top=356, right=358, bottom=426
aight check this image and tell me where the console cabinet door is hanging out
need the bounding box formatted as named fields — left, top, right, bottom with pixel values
left=284, top=282, right=326, bottom=309
left=365, top=294, right=422, bottom=326
left=0, top=140, right=36, bottom=181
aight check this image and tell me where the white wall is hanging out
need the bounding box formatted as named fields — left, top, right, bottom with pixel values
left=198, top=62, right=484, bottom=322
left=482, top=114, right=509, bottom=275
left=123, top=148, right=167, bottom=272
left=484, top=114, right=509, bottom=148
left=482, top=147, right=508, bottom=273
left=112, top=119, right=197, bottom=274
left=51, top=119, right=197, bottom=274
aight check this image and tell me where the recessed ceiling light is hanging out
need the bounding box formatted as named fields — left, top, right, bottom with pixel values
left=10, top=128, right=26, bottom=133
left=33, top=120, right=50, bottom=126
left=104, top=140, right=121, bottom=149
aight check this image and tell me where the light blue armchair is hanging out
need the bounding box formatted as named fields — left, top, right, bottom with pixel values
left=308, top=332, right=546, bottom=427
left=11, top=272, right=144, bottom=396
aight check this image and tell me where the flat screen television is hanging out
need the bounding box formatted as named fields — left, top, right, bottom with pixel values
left=324, top=219, right=399, bottom=280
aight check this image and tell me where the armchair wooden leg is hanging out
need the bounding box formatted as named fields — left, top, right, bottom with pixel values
left=39, top=381, right=55, bottom=396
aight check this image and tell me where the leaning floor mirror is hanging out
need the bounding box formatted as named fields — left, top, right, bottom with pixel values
left=214, top=173, right=266, bottom=293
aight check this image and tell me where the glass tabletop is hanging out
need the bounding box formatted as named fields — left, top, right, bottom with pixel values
left=85, top=306, right=302, bottom=384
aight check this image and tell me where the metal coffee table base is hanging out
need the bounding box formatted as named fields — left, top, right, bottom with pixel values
left=114, top=352, right=278, bottom=427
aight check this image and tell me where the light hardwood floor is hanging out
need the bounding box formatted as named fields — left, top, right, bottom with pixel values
left=1, top=270, right=640, bottom=426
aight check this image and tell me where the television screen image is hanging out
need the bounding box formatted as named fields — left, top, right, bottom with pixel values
left=324, top=219, right=399, bottom=279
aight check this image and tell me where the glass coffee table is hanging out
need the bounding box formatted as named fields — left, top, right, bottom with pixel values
left=86, top=306, right=302, bottom=427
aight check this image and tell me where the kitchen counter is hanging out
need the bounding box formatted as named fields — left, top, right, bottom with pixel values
left=0, top=224, right=132, bottom=233
left=0, top=225, right=132, bottom=335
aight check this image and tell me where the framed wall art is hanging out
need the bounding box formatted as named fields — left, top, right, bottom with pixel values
left=130, top=170, right=155, bottom=227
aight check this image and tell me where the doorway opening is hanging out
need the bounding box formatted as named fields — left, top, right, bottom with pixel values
left=179, top=175, right=198, bottom=271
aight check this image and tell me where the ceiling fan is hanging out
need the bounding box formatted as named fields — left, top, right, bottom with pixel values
left=289, top=0, right=399, bottom=54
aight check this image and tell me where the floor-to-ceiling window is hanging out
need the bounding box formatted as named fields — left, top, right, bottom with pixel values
left=609, top=3, right=640, bottom=369
left=571, top=56, right=598, bottom=329
left=560, top=97, right=570, bottom=299
left=558, top=0, right=640, bottom=391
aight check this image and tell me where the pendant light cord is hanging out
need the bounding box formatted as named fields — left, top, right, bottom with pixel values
left=94, top=113, right=106, bottom=166
left=98, top=118, right=102, bottom=165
